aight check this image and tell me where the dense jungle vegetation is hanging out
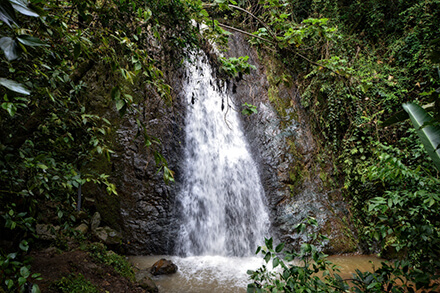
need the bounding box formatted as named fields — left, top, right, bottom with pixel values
left=1, top=0, right=439, bottom=292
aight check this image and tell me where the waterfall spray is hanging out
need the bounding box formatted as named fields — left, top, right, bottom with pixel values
left=176, top=53, right=269, bottom=257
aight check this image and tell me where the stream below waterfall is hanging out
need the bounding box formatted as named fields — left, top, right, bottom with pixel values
left=128, top=255, right=384, bottom=293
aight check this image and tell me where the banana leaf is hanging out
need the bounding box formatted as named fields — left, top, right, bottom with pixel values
left=403, top=102, right=440, bottom=172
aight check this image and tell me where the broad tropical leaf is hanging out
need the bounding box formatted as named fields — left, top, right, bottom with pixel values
left=17, top=35, right=47, bottom=47
left=0, top=77, right=31, bottom=95
left=383, top=102, right=435, bottom=127
left=0, top=0, right=18, bottom=27
left=403, top=102, right=440, bottom=171
left=9, top=0, right=39, bottom=17
left=0, top=36, right=20, bottom=60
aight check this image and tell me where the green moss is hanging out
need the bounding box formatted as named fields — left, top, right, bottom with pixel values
left=322, top=218, right=358, bottom=254
left=285, top=138, right=309, bottom=197
left=86, top=243, right=135, bottom=281
left=51, top=273, right=99, bottom=293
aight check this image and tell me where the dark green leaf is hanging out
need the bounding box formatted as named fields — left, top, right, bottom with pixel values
left=20, top=266, right=30, bottom=278
left=18, top=276, right=26, bottom=286
left=255, top=246, right=261, bottom=255
left=265, top=237, right=273, bottom=250
left=264, top=251, right=271, bottom=263
left=10, top=0, right=39, bottom=17
left=382, top=102, right=435, bottom=127
left=111, top=86, right=121, bottom=100
left=0, top=37, right=20, bottom=61
left=382, top=109, right=409, bottom=127
left=5, top=279, right=14, bottom=289
left=73, top=43, right=81, bottom=59
left=0, top=78, right=30, bottom=95
left=275, top=242, right=285, bottom=253
left=17, top=35, right=48, bottom=47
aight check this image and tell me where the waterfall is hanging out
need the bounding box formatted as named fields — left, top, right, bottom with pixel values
left=176, top=54, right=269, bottom=257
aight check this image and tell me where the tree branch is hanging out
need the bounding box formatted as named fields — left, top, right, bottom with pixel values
left=203, top=3, right=278, bottom=41
left=217, top=23, right=275, bottom=44
left=204, top=3, right=346, bottom=78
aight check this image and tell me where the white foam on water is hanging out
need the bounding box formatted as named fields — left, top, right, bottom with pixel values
left=129, top=255, right=266, bottom=293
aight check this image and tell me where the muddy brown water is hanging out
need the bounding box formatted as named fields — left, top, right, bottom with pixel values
left=129, top=254, right=383, bottom=293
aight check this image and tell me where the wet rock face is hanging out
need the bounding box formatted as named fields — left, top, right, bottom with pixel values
left=84, top=63, right=186, bottom=255
left=112, top=74, right=186, bottom=254
left=225, top=33, right=356, bottom=253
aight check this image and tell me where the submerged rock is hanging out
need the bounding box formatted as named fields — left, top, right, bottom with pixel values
left=150, top=259, right=178, bottom=276
left=135, top=270, right=158, bottom=293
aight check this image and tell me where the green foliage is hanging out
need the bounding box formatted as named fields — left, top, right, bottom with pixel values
left=222, top=0, right=440, bottom=288
left=363, top=142, right=440, bottom=267
left=52, top=273, right=99, bottom=293
left=0, top=0, right=213, bottom=290
left=247, top=217, right=346, bottom=293
left=86, top=243, right=135, bottom=281
left=0, top=250, right=41, bottom=292
left=249, top=218, right=439, bottom=293
left=219, top=55, right=256, bottom=78
left=241, top=102, right=257, bottom=116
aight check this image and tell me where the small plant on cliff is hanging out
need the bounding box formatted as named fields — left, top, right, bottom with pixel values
left=242, top=103, right=258, bottom=116
left=219, top=56, right=256, bottom=78
left=86, top=243, right=135, bottom=281
left=52, top=273, right=99, bottom=293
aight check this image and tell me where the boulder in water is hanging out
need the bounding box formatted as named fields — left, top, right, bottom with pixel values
left=135, top=270, right=158, bottom=292
left=150, top=259, right=177, bottom=275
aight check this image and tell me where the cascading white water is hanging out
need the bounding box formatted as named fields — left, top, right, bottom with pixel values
left=176, top=53, right=269, bottom=257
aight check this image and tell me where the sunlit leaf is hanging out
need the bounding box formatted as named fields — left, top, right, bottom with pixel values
left=0, top=78, right=30, bottom=95
left=19, top=240, right=29, bottom=252
left=115, top=99, right=125, bottom=112
left=32, top=284, right=41, bottom=293
left=10, top=0, right=39, bottom=17
left=1, top=102, right=17, bottom=116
